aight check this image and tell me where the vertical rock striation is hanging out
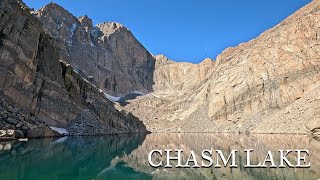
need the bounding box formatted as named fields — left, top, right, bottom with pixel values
left=0, top=0, right=147, bottom=138
left=119, top=0, right=320, bottom=134
left=1, top=0, right=319, bottom=135
left=33, top=3, right=155, bottom=96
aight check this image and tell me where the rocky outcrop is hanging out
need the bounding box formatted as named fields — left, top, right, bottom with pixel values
left=0, top=0, right=147, bottom=138
left=0, top=95, right=57, bottom=138
left=33, top=3, right=155, bottom=96
left=153, top=55, right=214, bottom=93
left=251, top=85, right=320, bottom=134
left=119, top=0, right=320, bottom=134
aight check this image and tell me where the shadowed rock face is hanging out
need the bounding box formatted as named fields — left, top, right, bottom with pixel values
left=118, top=0, right=320, bottom=134
left=0, top=0, right=147, bottom=137
left=33, top=3, right=155, bottom=96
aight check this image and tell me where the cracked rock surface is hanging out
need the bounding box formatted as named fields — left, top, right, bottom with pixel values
left=119, top=0, right=320, bottom=134
left=0, top=0, right=147, bottom=138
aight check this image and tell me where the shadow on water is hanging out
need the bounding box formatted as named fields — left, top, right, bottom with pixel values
left=0, top=134, right=151, bottom=180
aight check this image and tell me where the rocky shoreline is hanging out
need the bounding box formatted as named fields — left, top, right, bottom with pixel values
left=0, top=92, right=150, bottom=140
left=0, top=94, right=58, bottom=139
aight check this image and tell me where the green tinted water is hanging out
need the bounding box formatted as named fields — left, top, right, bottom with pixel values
left=0, top=133, right=319, bottom=180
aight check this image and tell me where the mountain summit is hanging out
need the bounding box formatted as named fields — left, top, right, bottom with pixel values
left=34, top=3, right=156, bottom=96
left=0, top=0, right=148, bottom=137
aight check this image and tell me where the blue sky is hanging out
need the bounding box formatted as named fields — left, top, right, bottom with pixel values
left=24, top=0, right=311, bottom=63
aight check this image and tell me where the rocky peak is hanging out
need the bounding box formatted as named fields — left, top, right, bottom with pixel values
left=34, top=2, right=80, bottom=40
left=34, top=2, right=156, bottom=96
left=78, top=15, right=93, bottom=28
left=154, top=54, right=166, bottom=59
left=37, top=2, right=77, bottom=22
left=0, top=0, right=148, bottom=137
left=199, top=58, right=214, bottom=66
left=96, top=22, right=127, bottom=36
left=154, top=54, right=174, bottom=65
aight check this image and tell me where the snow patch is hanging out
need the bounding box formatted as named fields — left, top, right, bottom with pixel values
left=84, top=27, right=89, bottom=33
left=133, top=91, right=145, bottom=95
left=73, top=67, right=79, bottom=73
left=50, top=127, right=68, bottom=135
left=151, top=93, right=160, bottom=98
left=70, top=23, right=77, bottom=37
left=81, top=77, right=90, bottom=83
left=103, top=93, right=121, bottom=102
left=71, top=23, right=77, bottom=32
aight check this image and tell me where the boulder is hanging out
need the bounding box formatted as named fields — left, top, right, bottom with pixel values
left=26, top=127, right=57, bottom=138
left=5, top=118, right=19, bottom=125
left=15, top=130, right=25, bottom=138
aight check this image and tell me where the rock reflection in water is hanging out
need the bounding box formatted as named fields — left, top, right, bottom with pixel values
left=0, top=141, right=12, bottom=151
left=117, top=133, right=320, bottom=180
left=0, top=134, right=151, bottom=180
left=0, top=133, right=319, bottom=180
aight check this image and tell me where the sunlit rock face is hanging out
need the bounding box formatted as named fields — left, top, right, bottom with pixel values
left=33, top=3, right=156, bottom=96
left=153, top=55, right=214, bottom=93
left=119, top=0, right=320, bottom=134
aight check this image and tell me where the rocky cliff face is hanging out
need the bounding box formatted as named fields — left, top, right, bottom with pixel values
left=153, top=55, right=214, bottom=93
left=119, top=0, right=320, bottom=134
left=1, top=0, right=319, bottom=136
left=33, top=3, right=155, bottom=96
left=0, top=0, right=147, bottom=138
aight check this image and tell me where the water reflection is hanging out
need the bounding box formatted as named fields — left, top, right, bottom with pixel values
left=117, top=133, right=320, bottom=180
left=0, top=133, right=319, bottom=180
left=0, top=141, right=12, bottom=151
left=0, top=134, right=151, bottom=180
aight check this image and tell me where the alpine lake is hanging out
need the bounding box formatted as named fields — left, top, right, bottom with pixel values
left=0, top=133, right=319, bottom=180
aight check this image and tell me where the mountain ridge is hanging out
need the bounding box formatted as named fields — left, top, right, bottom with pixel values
left=0, top=0, right=148, bottom=138
left=1, top=0, right=319, bottom=137
left=33, top=2, right=156, bottom=96
left=118, top=0, right=320, bottom=134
